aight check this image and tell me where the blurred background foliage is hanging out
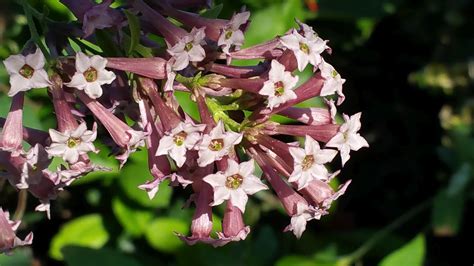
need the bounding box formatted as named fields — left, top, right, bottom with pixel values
left=0, top=0, right=473, bottom=265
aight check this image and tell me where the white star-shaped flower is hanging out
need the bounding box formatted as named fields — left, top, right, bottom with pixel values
left=167, top=27, right=206, bottom=71
left=326, top=112, right=369, bottom=166
left=2, top=48, right=50, bottom=96
left=46, top=122, right=98, bottom=164
left=197, top=120, right=243, bottom=167
left=319, top=59, right=346, bottom=105
left=218, top=11, right=250, bottom=54
left=285, top=202, right=326, bottom=238
left=156, top=122, right=206, bottom=167
left=203, top=159, right=268, bottom=213
left=259, top=60, right=299, bottom=110
left=66, top=52, right=116, bottom=99
left=280, top=29, right=330, bottom=71
left=288, top=135, right=338, bottom=190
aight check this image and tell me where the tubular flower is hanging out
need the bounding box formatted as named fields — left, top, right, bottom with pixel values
left=203, top=159, right=268, bottom=213
left=66, top=52, right=116, bottom=99
left=197, top=120, right=243, bottom=167
left=47, top=122, right=98, bottom=164
left=218, top=11, right=251, bottom=54
left=167, top=27, right=207, bottom=71
left=326, top=113, right=369, bottom=166
left=288, top=135, right=338, bottom=190
left=259, top=60, right=299, bottom=110
left=0, top=0, right=368, bottom=248
left=156, top=122, right=206, bottom=167
left=3, top=48, right=50, bottom=97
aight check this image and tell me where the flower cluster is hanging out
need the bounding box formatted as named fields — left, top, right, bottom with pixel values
left=0, top=0, right=368, bottom=251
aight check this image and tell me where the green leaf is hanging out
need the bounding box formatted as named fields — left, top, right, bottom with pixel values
left=200, top=4, right=223, bottom=19
left=118, top=149, right=172, bottom=208
left=124, top=10, right=140, bottom=56
left=112, top=197, right=154, bottom=237
left=379, top=234, right=425, bottom=266
left=62, top=246, right=143, bottom=266
left=0, top=248, right=33, bottom=265
left=145, top=218, right=189, bottom=253
left=49, top=214, right=109, bottom=260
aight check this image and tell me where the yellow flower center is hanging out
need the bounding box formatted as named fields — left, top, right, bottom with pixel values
left=299, top=42, right=310, bottom=54
left=209, top=138, right=224, bottom=151
left=83, top=67, right=98, bottom=82
left=185, top=42, right=194, bottom=52
left=19, top=64, right=34, bottom=79
left=302, top=155, right=314, bottom=171
left=274, top=81, right=285, bottom=96
left=225, top=174, right=243, bottom=189
left=173, top=131, right=188, bottom=146
left=67, top=137, right=81, bottom=148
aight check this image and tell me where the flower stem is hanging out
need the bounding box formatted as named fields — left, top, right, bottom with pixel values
left=20, top=0, right=50, bottom=59
left=13, top=190, right=28, bottom=221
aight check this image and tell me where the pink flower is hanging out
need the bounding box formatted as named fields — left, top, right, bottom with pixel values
left=3, top=48, right=50, bottom=97
left=203, top=159, right=268, bottom=213
left=326, top=113, right=369, bottom=166
left=0, top=208, right=33, bottom=254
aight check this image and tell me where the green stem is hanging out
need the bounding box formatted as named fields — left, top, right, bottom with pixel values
left=343, top=198, right=433, bottom=264
left=21, top=0, right=50, bottom=59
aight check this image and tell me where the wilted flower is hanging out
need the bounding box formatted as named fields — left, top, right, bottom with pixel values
left=66, top=52, right=116, bottom=99
left=3, top=48, right=50, bottom=97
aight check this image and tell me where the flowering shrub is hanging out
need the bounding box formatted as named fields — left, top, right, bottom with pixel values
left=0, top=0, right=368, bottom=252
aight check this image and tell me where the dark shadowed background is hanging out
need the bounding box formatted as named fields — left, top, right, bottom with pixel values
left=0, top=0, right=473, bottom=265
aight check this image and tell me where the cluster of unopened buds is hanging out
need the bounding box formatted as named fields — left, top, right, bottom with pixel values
left=0, top=0, right=368, bottom=252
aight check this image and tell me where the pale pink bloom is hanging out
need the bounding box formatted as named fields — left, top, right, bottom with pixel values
left=259, top=60, right=298, bottom=110
left=47, top=122, right=98, bottom=164
left=167, top=27, right=206, bottom=71
left=0, top=208, right=33, bottom=254
left=197, top=120, right=242, bottom=167
left=288, top=136, right=337, bottom=190
left=203, top=159, right=268, bottom=213
left=218, top=11, right=250, bottom=54
left=326, top=113, right=369, bottom=166
left=66, top=52, right=116, bottom=99
left=3, top=48, right=50, bottom=96
left=156, top=122, right=206, bottom=167
left=319, top=59, right=346, bottom=105
left=280, top=29, right=329, bottom=71
left=284, top=202, right=326, bottom=238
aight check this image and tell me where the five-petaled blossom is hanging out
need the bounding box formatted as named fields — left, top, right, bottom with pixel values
left=156, top=122, right=206, bottom=167
left=319, top=59, right=346, bottom=105
left=3, top=48, right=50, bottom=97
left=280, top=29, right=329, bottom=71
left=259, top=60, right=299, bottom=110
left=47, top=122, right=98, bottom=164
left=197, top=120, right=243, bottom=167
left=167, top=27, right=206, bottom=71
left=66, top=52, right=116, bottom=99
left=218, top=11, right=250, bottom=54
left=289, top=135, right=338, bottom=190
left=326, top=113, right=369, bottom=166
left=203, top=159, right=268, bottom=213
